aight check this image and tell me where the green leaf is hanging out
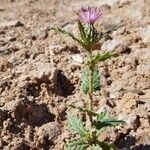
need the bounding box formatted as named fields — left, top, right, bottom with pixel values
left=96, top=127, right=107, bottom=137
left=68, top=116, right=88, bottom=137
left=96, top=24, right=124, bottom=43
left=104, top=24, right=124, bottom=36
left=81, top=67, right=100, bottom=94
left=81, top=67, right=89, bottom=94
left=51, top=27, right=85, bottom=47
left=86, top=26, right=98, bottom=46
left=67, top=104, right=97, bottom=116
left=95, top=111, right=125, bottom=130
left=66, top=139, right=89, bottom=150
left=78, top=20, right=86, bottom=41
left=91, top=144, right=102, bottom=150
left=99, top=142, right=117, bottom=150
left=92, top=52, right=118, bottom=66
left=93, top=69, right=100, bottom=92
left=96, top=111, right=108, bottom=121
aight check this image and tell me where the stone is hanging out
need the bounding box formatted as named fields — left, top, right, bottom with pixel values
left=123, top=0, right=144, bottom=21
left=97, top=0, right=122, bottom=6
left=101, top=39, right=122, bottom=52
left=109, top=79, right=126, bottom=99
left=0, top=57, right=13, bottom=71
left=72, top=54, right=83, bottom=64
left=36, top=122, right=61, bottom=140
left=35, top=28, right=48, bottom=40
left=133, top=48, right=150, bottom=61
left=139, top=25, right=150, bottom=43
left=0, top=20, right=24, bottom=28
left=116, top=93, right=138, bottom=114
left=137, top=64, right=150, bottom=76
left=3, top=98, right=55, bottom=127
left=24, top=125, right=34, bottom=141
left=34, top=62, right=57, bottom=81
left=0, top=109, right=7, bottom=126
left=49, top=43, right=64, bottom=55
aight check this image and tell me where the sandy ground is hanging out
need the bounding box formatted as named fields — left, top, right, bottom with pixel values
left=0, top=0, right=150, bottom=149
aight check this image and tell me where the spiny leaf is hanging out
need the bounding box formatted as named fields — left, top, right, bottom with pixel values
left=93, top=69, right=100, bottom=92
left=96, top=24, right=124, bottom=42
left=78, top=20, right=86, bottom=41
left=99, top=141, right=117, bottom=150
left=92, top=52, right=118, bottom=65
left=52, top=27, right=85, bottom=47
left=91, top=144, right=102, bottom=150
left=81, top=67, right=89, bottom=94
left=68, top=116, right=88, bottom=137
left=96, top=127, right=107, bottom=137
left=96, top=111, right=108, bottom=121
left=104, top=24, right=124, bottom=35
left=67, top=104, right=97, bottom=116
left=95, top=111, right=125, bottom=130
left=66, top=139, right=89, bottom=150
left=81, top=67, right=101, bottom=94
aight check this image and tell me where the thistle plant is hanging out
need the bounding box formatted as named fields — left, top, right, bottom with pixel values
left=53, top=6, right=124, bottom=150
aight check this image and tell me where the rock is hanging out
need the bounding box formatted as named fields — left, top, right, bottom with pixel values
left=49, top=43, right=64, bottom=55
left=3, top=118, right=12, bottom=131
left=35, top=122, right=61, bottom=147
left=57, top=105, right=67, bottom=121
left=72, top=54, right=83, bottom=64
left=0, top=8, right=4, bottom=12
left=3, top=99, right=55, bottom=127
left=136, top=76, right=150, bottom=91
left=109, top=79, right=126, bottom=99
left=101, top=39, right=122, bottom=52
left=124, top=0, right=144, bottom=20
left=97, top=0, right=121, bottom=6
left=24, top=125, right=34, bottom=141
left=5, top=35, right=16, bottom=42
left=0, top=79, right=12, bottom=94
left=18, top=61, right=57, bottom=83
left=0, top=109, right=7, bottom=126
left=138, top=89, right=150, bottom=103
left=137, top=64, right=150, bottom=76
left=139, top=25, right=150, bottom=43
left=34, top=28, right=48, bottom=40
left=0, top=20, right=24, bottom=28
left=3, top=99, right=20, bottom=112
left=34, top=122, right=61, bottom=149
left=0, top=138, right=3, bottom=148
left=118, top=114, right=140, bottom=131
left=10, top=140, right=30, bottom=150
left=33, top=62, right=57, bottom=81
left=116, top=93, right=138, bottom=114
left=135, top=104, right=150, bottom=118
left=54, top=130, right=70, bottom=150
left=0, top=58, right=13, bottom=72
left=133, top=48, right=150, bottom=63
left=99, top=4, right=111, bottom=13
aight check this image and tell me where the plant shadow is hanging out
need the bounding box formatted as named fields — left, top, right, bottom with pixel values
left=52, top=69, right=75, bottom=97
left=117, top=135, right=150, bottom=150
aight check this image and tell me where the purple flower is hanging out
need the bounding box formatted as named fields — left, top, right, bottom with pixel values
left=77, top=6, right=102, bottom=25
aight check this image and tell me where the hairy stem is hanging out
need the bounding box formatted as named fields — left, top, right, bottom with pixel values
left=89, top=66, right=94, bottom=125
left=87, top=51, right=94, bottom=127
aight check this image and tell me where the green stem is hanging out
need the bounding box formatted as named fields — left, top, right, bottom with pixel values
left=87, top=50, right=94, bottom=127
left=88, top=66, right=94, bottom=126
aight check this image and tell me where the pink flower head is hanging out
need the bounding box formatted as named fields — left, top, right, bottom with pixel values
left=77, top=6, right=102, bottom=25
